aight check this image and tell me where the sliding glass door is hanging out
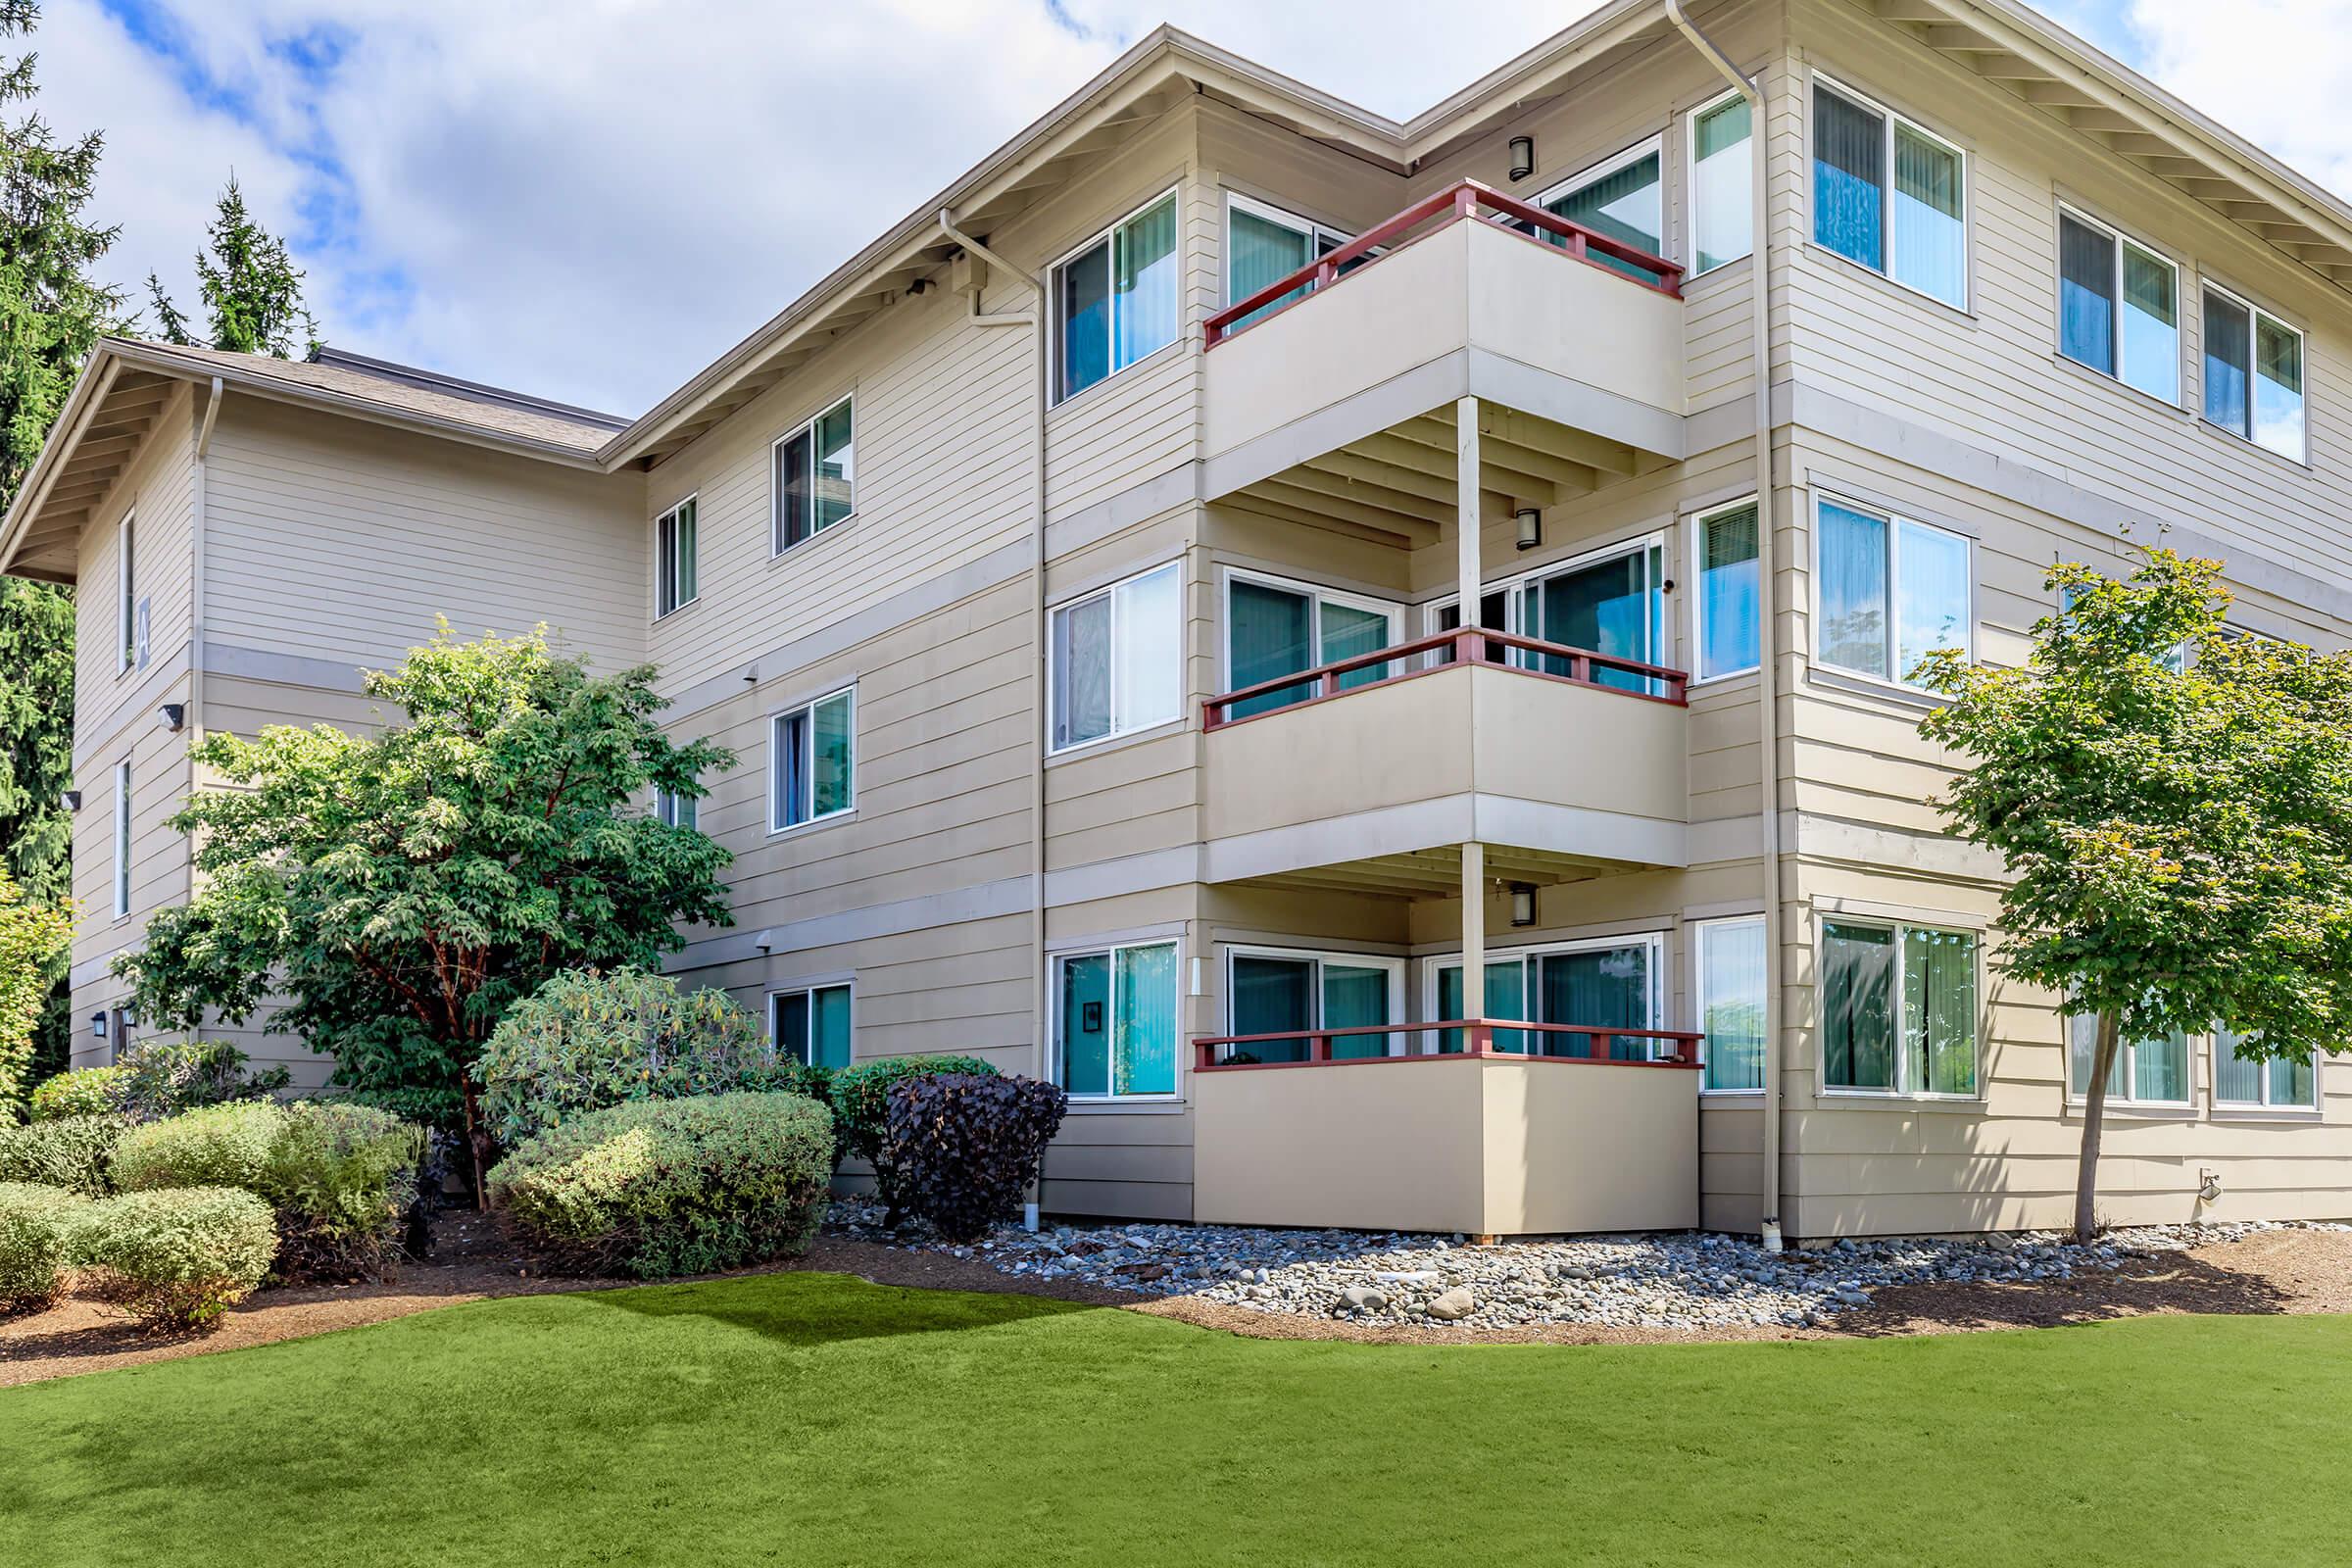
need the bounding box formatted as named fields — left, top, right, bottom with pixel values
left=1427, top=538, right=1666, bottom=693
left=1225, top=572, right=1398, bottom=718
left=1226, top=950, right=1400, bottom=1062
left=1430, top=935, right=1663, bottom=1057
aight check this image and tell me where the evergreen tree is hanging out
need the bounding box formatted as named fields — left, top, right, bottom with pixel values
left=145, top=174, right=318, bottom=357
left=0, top=1, right=122, bottom=1086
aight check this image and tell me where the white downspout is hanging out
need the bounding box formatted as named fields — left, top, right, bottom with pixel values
left=1667, top=0, right=1784, bottom=1250
left=938, top=212, right=1048, bottom=1234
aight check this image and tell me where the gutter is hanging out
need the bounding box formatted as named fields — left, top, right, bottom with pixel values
left=1666, top=0, right=1785, bottom=1250
left=937, top=210, right=1050, bottom=1233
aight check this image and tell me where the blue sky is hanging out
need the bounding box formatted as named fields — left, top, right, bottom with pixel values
left=31, top=1, right=2347, bottom=415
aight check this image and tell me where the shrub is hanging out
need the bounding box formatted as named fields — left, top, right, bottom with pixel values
left=0, top=1114, right=125, bottom=1197
left=0, top=1182, right=88, bottom=1312
left=487, top=1091, right=833, bottom=1279
left=265, top=1101, right=425, bottom=1282
left=828, top=1054, right=999, bottom=1217
left=27, top=1066, right=129, bottom=1122
left=110, top=1101, right=286, bottom=1195
left=114, top=1039, right=290, bottom=1124
left=74, top=1187, right=276, bottom=1330
left=475, top=967, right=810, bottom=1147
left=882, top=1073, right=1067, bottom=1243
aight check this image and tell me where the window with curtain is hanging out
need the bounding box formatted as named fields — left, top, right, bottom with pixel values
left=2214, top=1027, right=2318, bottom=1109
left=1058, top=940, right=1179, bottom=1098
left=2058, top=212, right=2179, bottom=402
left=771, top=983, right=853, bottom=1070
left=1696, top=916, right=1766, bottom=1092
left=655, top=497, right=697, bottom=617
left=1225, top=950, right=1397, bottom=1063
left=770, top=687, right=855, bottom=831
left=1816, top=497, right=1970, bottom=686
left=1525, top=541, right=1664, bottom=694
left=1822, top=918, right=1976, bottom=1096
left=2065, top=1013, right=2187, bottom=1105
left=1690, top=92, right=1753, bottom=275
left=112, top=759, right=131, bottom=918
left=2203, top=286, right=2305, bottom=461
left=1542, top=142, right=1663, bottom=281
left=1224, top=573, right=1397, bottom=718
left=1813, top=80, right=1967, bottom=308
left=1225, top=196, right=1354, bottom=333
left=1055, top=190, right=1180, bottom=401
left=1696, top=500, right=1760, bottom=679
left=772, top=397, right=856, bottom=553
left=1434, top=939, right=1660, bottom=1059
left=1051, top=562, right=1182, bottom=751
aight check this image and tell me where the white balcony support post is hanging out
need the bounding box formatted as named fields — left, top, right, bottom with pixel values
left=1455, top=395, right=1482, bottom=640
left=1460, top=839, right=1486, bottom=1051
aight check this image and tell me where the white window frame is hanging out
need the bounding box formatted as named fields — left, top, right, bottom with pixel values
left=2199, top=280, right=2307, bottom=463
left=1809, top=74, right=1971, bottom=311
left=1047, top=560, right=1184, bottom=757
left=111, top=759, right=131, bottom=918
left=1222, top=944, right=1407, bottom=1058
left=1686, top=89, right=1754, bottom=277
left=767, top=685, right=856, bottom=835
left=654, top=495, right=698, bottom=619
left=2211, top=1029, right=2322, bottom=1113
left=1052, top=936, right=1185, bottom=1104
left=1816, top=914, right=1982, bottom=1101
left=1050, top=186, right=1182, bottom=406
left=2064, top=1013, right=2192, bottom=1110
left=1811, top=492, right=1976, bottom=692
left=1692, top=914, right=1767, bottom=1095
left=768, top=979, right=855, bottom=1070
left=1219, top=566, right=1401, bottom=695
left=1421, top=529, right=1669, bottom=645
left=2054, top=204, right=2181, bottom=405
left=769, top=395, right=856, bottom=557
left=653, top=783, right=698, bottom=831
left=1418, top=931, right=1670, bottom=1059
left=116, top=511, right=134, bottom=676
left=1689, top=495, right=1762, bottom=684
left=1222, top=192, right=1357, bottom=306
left=1532, top=134, right=1665, bottom=252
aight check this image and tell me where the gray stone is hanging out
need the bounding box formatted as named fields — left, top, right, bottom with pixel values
left=1426, top=1287, right=1476, bottom=1320
left=1341, top=1286, right=1389, bottom=1312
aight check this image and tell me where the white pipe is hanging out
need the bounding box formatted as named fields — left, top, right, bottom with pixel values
left=1667, top=0, right=1783, bottom=1250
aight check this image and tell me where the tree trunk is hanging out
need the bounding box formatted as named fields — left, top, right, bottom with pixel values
left=2074, top=1009, right=2121, bottom=1244
left=462, top=1077, right=489, bottom=1212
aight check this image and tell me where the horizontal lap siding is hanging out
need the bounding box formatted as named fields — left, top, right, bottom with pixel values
left=74, top=391, right=196, bottom=743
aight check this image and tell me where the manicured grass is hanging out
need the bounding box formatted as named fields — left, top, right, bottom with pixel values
left=3, top=1276, right=2345, bottom=1567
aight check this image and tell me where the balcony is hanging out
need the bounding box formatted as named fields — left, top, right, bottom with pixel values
left=1201, top=180, right=1688, bottom=531
left=1190, top=1022, right=1703, bottom=1237
left=1201, top=629, right=1690, bottom=890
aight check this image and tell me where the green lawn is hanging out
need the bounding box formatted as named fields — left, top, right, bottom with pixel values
left=2, top=1275, right=2344, bottom=1567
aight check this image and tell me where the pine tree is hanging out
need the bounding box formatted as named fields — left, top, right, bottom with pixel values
left=146, top=175, right=318, bottom=357
left=0, top=1, right=122, bottom=1085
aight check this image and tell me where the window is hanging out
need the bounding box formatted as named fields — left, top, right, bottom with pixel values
left=1223, top=571, right=1398, bottom=719
left=772, top=397, right=855, bottom=554
left=2202, top=286, right=2305, bottom=462
left=1693, top=499, right=1761, bottom=680
left=1056, top=940, right=1179, bottom=1099
left=1815, top=497, right=1971, bottom=687
left=654, top=784, right=698, bottom=831
left=1538, top=138, right=1663, bottom=280
left=1695, top=916, right=1766, bottom=1092
left=1054, top=190, right=1180, bottom=402
left=1820, top=919, right=1977, bottom=1096
left=1689, top=92, right=1753, bottom=274
left=769, top=688, right=855, bottom=831
left=1223, top=948, right=1401, bottom=1063
left=1050, top=562, right=1181, bottom=752
left=1428, top=935, right=1665, bottom=1059
left=655, top=498, right=698, bottom=618
left=2057, top=210, right=2179, bottom=403
left=1224, top=194, right=1359, bottom=333
left=2214, top=1027, right=2318, bottom=1110
left=1812, top=78, right=1967, bottom=308
left=111, top=760, right=131, bottom=918
left=770, top=983, right=853, bottom=1070
left=116, top=512, right=135, bottom=674
left=2067, top=1014, right=2189, bottom=1106
left=1428, top=534, right=1668, bottom=696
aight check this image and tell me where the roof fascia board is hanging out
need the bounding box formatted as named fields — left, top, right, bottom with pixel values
left=0, top=350, right=121, bottom=574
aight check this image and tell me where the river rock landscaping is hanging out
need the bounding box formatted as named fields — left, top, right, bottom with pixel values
left=825, top=1200, right=2350, bottom=1331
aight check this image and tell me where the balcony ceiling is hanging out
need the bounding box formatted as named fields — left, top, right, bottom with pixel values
left=1231, top=842, right=1634, bottom=899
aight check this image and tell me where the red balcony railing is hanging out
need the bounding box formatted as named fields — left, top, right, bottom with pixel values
left=1202, top=626, right=1689, bottom=731
left=1194, top=1019, right=1704, bottom=1069
left=1203, top=177, right=1685, bottom=349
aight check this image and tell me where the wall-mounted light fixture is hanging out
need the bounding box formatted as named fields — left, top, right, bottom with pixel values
left=158, top=703, right=185, bottom=732
left=1515, top=507, right=1543, bottom=551
left=121, top=1006, right=138, bottom=1029
left=61, top=789, right=81, bottom=812
left=1509, top=883, right=1537, bottom=927
left=90, top=1011, right=109, bottom=1040
left=1508, top=135, right=1536, bottom=182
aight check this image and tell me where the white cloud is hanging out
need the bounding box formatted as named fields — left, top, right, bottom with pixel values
left=2129, top=0, right=2352, bottom=200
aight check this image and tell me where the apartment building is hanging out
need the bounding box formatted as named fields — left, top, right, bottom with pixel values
left=10, top=0, right=2352, bottom=1242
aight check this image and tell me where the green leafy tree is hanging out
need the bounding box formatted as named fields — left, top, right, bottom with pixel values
left=1918, top=547, right=2352, bottom=1240
left=115, top=627, right=734, bottom=1188
left=0, top=868, right=72, bottom=1111
left=145, top=174, right=319, bottom=358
